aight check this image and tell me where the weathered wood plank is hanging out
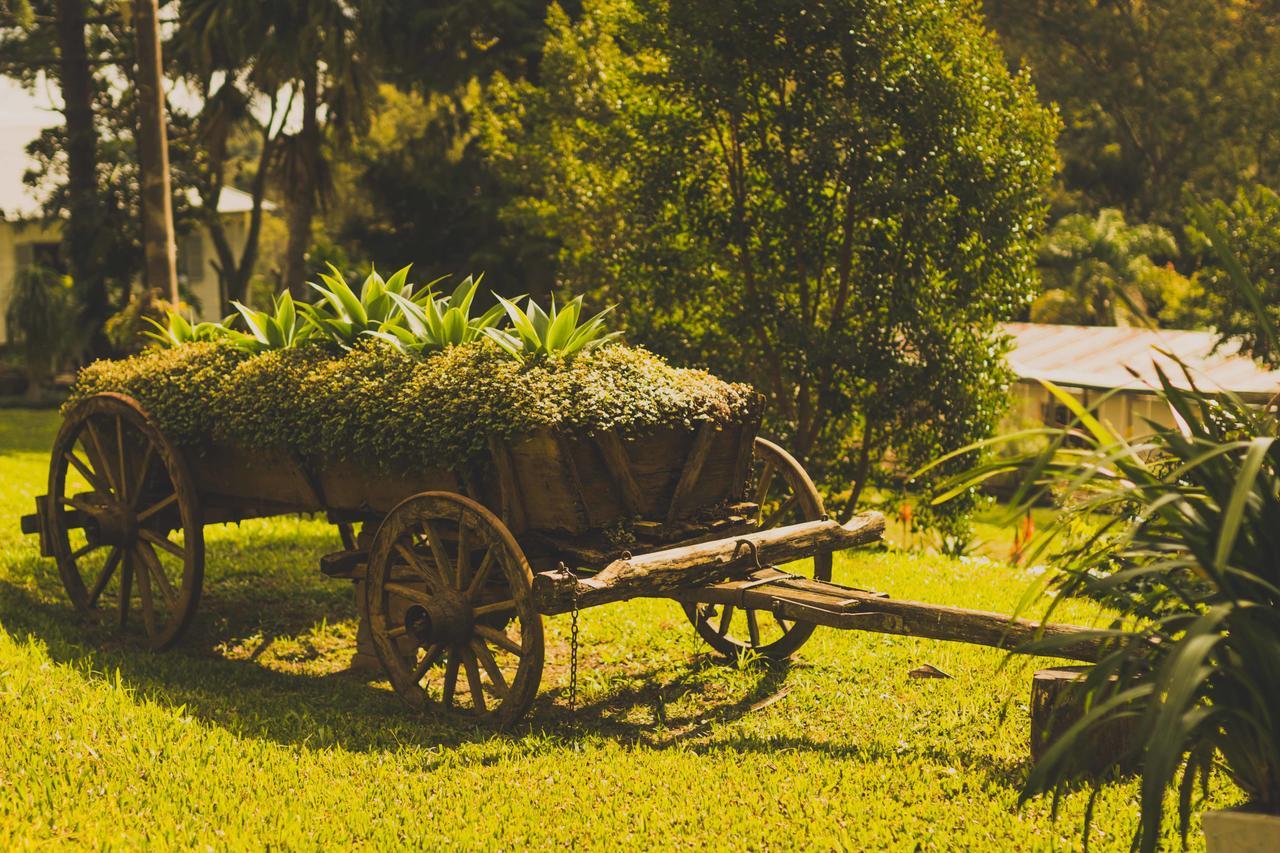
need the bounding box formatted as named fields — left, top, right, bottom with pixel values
left=666, top=421, right=717, bottom=524
left=532, top=511, right=885, bottom=613
left=487, top=437, right=526, bottom=533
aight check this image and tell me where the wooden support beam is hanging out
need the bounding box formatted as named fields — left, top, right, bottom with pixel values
left=667, top=421, right=717, bottom=523
left=532, top=511, right=885, bottom=614
left=594, top=430, right=644, bottom=516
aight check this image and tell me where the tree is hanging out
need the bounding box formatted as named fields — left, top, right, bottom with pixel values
left=984, top=0, right=1280, bottom=225
left=1186, top=184, right=1280, bottom=366
left=131, top=0, right=178, bottom=304
left=1033, top=208, right=1186, bottom=326
left=484, top=0, right=1057, bottom=519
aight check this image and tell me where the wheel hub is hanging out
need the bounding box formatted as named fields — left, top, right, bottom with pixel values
left=403, top=589, right=473, bottom=646
left=91, top=500, right=138, bottom=546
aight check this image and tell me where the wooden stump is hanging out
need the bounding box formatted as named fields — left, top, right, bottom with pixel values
left=1030, top=666, right=1137, bottom=775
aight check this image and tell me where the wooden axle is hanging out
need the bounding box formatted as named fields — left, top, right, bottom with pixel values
left=532, top=511, right=886, bottom=614
left=672, top=568, right=1105, bottom=662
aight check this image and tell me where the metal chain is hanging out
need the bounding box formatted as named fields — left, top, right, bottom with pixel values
left=569, top=579, right=580, bottom=716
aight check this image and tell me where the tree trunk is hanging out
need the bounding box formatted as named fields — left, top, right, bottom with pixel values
left=282, top=68, right=320, bottom=297
left=131, top=0, right=177, bottom=305
left=54, top=0, right=108, bottom=351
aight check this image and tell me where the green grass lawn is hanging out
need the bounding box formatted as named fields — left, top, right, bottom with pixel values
left=0, top=408, right=1228, bottom=849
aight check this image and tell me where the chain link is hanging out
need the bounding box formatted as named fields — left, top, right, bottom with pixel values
left=569, top=574, right=580, bottom=716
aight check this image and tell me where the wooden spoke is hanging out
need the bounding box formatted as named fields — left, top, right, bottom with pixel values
left=70, top=541, right=102, bottom=561
left=465, top=547, right=496, bottom=601
left=139, top=528, right=184, bottom=558
left=773, top=613, right=793, bottom=632
left=413, top=643, right=446, bottom=683
left=394, top=542, right=445, bottom=590
left=471, top=640, right=509, bottom=698
left=135, top=543, right=156, bottom=631
left=746, top=609, right=762, bottom=647
left=762, top=494, right=799, bottom=530
left=473, top=599, right=515, bottom=618
left=385, top=582, right=433, bottom=609
left=130, top=442, right=155, bottom=509
left=441, top=652, right=461, bottom=708
left=717, top=604, right=735, bottom=637
left=135, top=543, right=178, bottom=608
left=462, top=647, right=487, bottom=713
left=115, top=416, right=127, bottom=503
left=87, top=547, right=122, bottom=608
left=454, top=514, right=470, bottom=590
left=65, top=451, right=110, bottom=494
left=62, top=494, right=99, bottom=514
left=421, top=520, right=454, bottom=585
left=136, top=492, right=178, bottom=524
left=117, top=553, right=134, bottom=629
left=83, top=421, right=119, bottom=495
left=475, top=624, right=522, bottom=656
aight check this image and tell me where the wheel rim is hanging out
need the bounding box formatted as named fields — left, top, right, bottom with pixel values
left=47, top=393, right=204, bottom=650
left=683, top=437, right=831, bottom=659
left=366, top=492, right=544, bottom=726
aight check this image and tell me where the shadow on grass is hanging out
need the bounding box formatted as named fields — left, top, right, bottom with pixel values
left=0, top=577, right=1028, bottom=787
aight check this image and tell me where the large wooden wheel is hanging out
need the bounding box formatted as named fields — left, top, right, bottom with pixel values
left=683, top=437, right=831, bottom=659
left=47, top=393, right=204, bottom=649
left=365, top=492, right=544, bottom=726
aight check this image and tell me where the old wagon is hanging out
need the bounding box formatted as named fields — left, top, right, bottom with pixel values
left=22, top=391, right=1100, bottom=726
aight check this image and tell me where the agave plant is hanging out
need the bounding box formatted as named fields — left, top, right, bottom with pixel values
left=144, top=309, right=227, bottom=349
left=300, top=264, right=429, bottom=347
left=367, top=275, right=508, bottom=355
left=222, top=292, right=312, bottom=353
left=483, top=293, right=620, bottom=362
left=928, top=208, right=1280, bottom=851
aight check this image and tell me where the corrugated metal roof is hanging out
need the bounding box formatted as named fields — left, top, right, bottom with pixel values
left=1003, top=322, right=1280, bottom=399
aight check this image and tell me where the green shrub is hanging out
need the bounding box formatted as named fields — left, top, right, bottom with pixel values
left=68, top=340, right=759, bottom=471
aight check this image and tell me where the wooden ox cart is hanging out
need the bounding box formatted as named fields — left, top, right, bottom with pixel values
left=22, top=392, right=1100, bottom=725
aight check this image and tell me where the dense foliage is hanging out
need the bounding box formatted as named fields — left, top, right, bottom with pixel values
left=67, top=341, right=759, bottom=471
left=1186, top=184, right=1280, bottom=366
left=483, top=0, right=1057, bottom=523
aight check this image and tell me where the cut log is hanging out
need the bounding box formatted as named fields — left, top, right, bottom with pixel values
left=532, top=511, right=885, bottom=613
left=1030, top=666, right=1138, bottom=772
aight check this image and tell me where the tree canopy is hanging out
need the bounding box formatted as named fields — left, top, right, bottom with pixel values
left=484, top=0, right=1058, bottom=519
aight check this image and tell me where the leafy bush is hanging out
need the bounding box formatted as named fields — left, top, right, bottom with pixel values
left=68, top=340, right=759, bottom=471
left=482, top=0, right=1057, bottom=520
left=484, top=293, right=619, bottom=362
left=4, top=265, right=85, bottom=384
left=1186, top=183, right=1280, bottom=365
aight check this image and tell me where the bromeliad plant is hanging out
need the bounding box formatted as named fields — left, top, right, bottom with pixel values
left=928, top=211, right=1280, bottom=851
left=224, top=292, right=313, bottom=353
left=484, top=293, right=620, bottom=362
left=368, top=275, right=508, bottom=355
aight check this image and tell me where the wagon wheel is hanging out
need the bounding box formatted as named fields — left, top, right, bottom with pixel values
left=683, top=437, right=831, bottom=660
left=47, top=393, right=204, bottom=650
left=365, top=491, right=545, bottom=726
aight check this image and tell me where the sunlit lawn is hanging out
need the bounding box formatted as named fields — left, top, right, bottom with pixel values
left=0, top=408, right=1228, bottom=849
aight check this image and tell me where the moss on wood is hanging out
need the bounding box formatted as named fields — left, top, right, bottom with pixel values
left=68, top=341, right=760, bottom=471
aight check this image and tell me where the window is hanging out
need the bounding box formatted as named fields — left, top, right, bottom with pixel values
left=178, top=233, right=205, bottom=284
left=15, top=241, right=65, bottom=275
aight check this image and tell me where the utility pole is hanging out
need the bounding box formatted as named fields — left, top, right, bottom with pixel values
left=131, top=0, right=178, bottom=304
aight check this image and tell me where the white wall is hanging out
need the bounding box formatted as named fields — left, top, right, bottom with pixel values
left=0, top=212, right=249, bottom=342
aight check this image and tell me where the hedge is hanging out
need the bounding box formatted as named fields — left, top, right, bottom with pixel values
left=67, top=341, right=760, bottom=472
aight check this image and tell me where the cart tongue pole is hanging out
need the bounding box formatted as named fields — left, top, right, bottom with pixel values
left=532, top=508, right=1104, bottom=663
